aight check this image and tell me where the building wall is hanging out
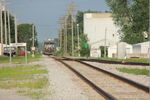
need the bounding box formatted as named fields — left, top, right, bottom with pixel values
left=84, top=13, right=120, bottom=57
left=133, top=41, right=150, bottom=54
left=84, top=13, right=120, bottom=46
left=141, top=42, right=150, bottom=53
left=108, top=45, right=117, bottom=58
left=133, top=45, right=141, bottom=53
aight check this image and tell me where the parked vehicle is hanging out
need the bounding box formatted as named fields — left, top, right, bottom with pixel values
left=3, top=47, right=16, bottom=57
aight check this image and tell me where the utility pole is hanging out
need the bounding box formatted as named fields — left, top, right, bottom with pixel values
left=59, top=29, right=62, bottom=49
left=32, top=24, right=35, bottom=57
left=7, top=10, right=11, bottom=63
left=0, top=4, right=3, bottom=55
left=104, top=28, right=107, bottom=58
left=7, top=10, right=11, bottom=45
left=14, top=15, right=18, bottom=43
left=67, top=2, right=76, bottom=56
left=65, top=16, right=68, bottom=54
left=58, top=16, right=67, bottom=53
left=77, top=24, right=80, bottom=56
left=71, top=15, right=74, bottom=56
left=4, top=10, right=7, bottom=45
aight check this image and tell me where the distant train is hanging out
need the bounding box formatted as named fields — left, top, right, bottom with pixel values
left=43, top=39, right=55, bottom=55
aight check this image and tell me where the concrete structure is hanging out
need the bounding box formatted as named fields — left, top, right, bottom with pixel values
left=108, top=42, right=132, bottom=59
left=90, top=48, right=101, bottom=57
left=84, top=13, right=120, bottom=57
left=108, top=41, right=150, bottom=59
left=133, top=41, right=150, bottom=54
left=130, top=41, right=150, bottom=58
left=117, top=42, right=132, bottom=59
left=108, top=45, right=117, bottom=58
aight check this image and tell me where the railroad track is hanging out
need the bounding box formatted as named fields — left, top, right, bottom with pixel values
left=53, top=57, right=149, bottom=100
left=64, top=57, right=149, bottom=66
left=63, top=57, right=149, bottom=93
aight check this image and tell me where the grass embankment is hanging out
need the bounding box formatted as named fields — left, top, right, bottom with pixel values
left=0, top=65, right=50, bottom=100
left=0, top=54, right=42, bottom=64
left=117, top=68, right=149, bottom=76
left=99, top=57, right=149, bottom=63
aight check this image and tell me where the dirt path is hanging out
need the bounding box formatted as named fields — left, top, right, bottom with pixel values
left=0, top=89, right=33, bottom=100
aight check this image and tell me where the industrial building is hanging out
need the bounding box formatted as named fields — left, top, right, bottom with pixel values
left=108, top=42, right=132, bottom=59
left=84, top=13, right=120, bottom=57
left=108, top=41, right=150, bottom=59
left=131, top=41, right=150, bottom=58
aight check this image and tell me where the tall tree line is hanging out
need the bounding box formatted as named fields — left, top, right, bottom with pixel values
left=106, top=0, right=149, bottom=44
left=17, top=24, right=38, bottom=51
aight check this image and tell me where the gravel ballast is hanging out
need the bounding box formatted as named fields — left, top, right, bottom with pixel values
left=83, top=61, right=150, bottom=87
left=43, top=56, right=104, bottom=100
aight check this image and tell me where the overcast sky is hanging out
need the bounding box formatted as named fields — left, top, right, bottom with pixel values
left=6, top=0, right=109, bottom=42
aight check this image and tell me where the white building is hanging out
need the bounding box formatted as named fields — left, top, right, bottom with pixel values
left=133, top=41, right=150, bottom=54
left=84, top=13, right=120, bottom=57
left=108, top=42, right=132, bottom=59
left=108, top=45, right=117, bottom=58
left=131, top=41, right=150, bottom=58
left=108, top=41, right=150, bottom=59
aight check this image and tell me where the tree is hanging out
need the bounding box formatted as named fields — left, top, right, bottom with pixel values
left=80, top=34, right=90, bottom=57
left=17, top=24, right=38, bottom=51
left=106, top=0, right=149, bottom=44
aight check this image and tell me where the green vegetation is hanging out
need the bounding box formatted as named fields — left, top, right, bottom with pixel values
left=0, top=54, right=42, bottom=64
left=125, top=58, right=149, bottom=63
left=98, top=57, right=149, bottom=63
left=99, top=46, right=108, bottom=57
left=106, top=0, right=149, bottom=44
left=80, top=34, right=90, bottom=57
left=0, top=64, right=50, bottom=100
left=117, top=68, right=149, bottom=76
left=18, top=24, right=38, bottom=51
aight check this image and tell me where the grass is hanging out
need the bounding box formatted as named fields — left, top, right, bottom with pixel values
left=0, top=53, right=42, bottom=64
left=98, top=57, right=123, bottom=62
left=0, top=64, right=50, bottom=99
left=98, top=57, right=149, bottom=63
left=117, top=68, right=149, bottom=76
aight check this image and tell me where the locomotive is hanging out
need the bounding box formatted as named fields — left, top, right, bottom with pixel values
left=43, top=39, right=55, bottom=55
